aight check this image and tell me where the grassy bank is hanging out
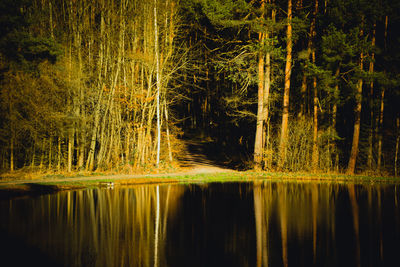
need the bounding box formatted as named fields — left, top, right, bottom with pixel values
left=0, top=170, right=399, bottom=201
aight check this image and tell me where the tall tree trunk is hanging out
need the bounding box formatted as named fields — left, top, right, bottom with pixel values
left=377, top=88, right=385, bottom=172
left=254, top=33, right=265, bottom=170
left=58, top=136, right=61, bottom=171
left=164, top=102, right=173, bottom=162
left=67, top=45, right=73, bottom=173
left=311, top=0, right=319, bottom=171
left=86, top=85, right=104, bottom=171
left=31, top=138, right=36, bottom=167
left=76, top=30, right=85, bottom=170
left=263, top=47, right=272, bottom=169
left=97, top=4, right=123, bottom=169
left=48, top=136, right=52, bottom=169
left=299, top=75, right=308, bottom=118
left=278, top=0, right=292, bottom=169
left=255, top=0, right=272, bottom=170
left=312, top=68, right=318, bottom=171
left=40, top=139, right=45, bottom=169
left=367, top=24, right=376, bottom=170
left=9, top=94, right=15, bottom=171
left=68, top=130, right=74, bottom=172
left=10, top=133, right=14, bottom=171
left=347, top=48, right=364, bottom=175
left=154, top=0, right=161, bottom=168
left=86, top=7, right=106, bottom=170
left=377, top=16, right=388, bottom=173
left=262, top=2, right=275, bottom=170
left=332, top=66, right=340, bottom=172
left=299, top=0, right=311, bottom=119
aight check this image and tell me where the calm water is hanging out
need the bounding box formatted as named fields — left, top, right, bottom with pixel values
left=0, top=181, right=399, bottom=267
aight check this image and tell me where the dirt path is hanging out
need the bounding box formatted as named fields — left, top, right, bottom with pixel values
left=177, top=139, right=233, bottom=173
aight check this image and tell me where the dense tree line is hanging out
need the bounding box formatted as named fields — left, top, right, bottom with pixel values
left=0, top=0, right=183, bottom=172
left=176, top=0, right=400, bottom=175
left=0, top=0, right=399, bottom=175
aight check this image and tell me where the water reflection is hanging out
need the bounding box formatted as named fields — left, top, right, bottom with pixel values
left=251, top=181, right=400, bottom=267
left=0, top=185, right=184, bottom=267
left=0, top=181, right=399, bottom=267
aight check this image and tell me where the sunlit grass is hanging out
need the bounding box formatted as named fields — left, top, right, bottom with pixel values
left=1, top=170, right=399, bottom=201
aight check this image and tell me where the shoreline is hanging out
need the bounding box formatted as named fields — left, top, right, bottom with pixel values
left=1, top=170, right=399, bottom=201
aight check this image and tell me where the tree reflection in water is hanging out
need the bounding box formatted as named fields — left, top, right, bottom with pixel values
left=251, top=181, right=399, bottom=267
left=0, top=181, right=399, bottom=267
left=0, top=185, right=184, bottom=266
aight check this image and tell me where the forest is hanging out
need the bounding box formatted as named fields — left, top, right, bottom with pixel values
left=0, top=0, right=399, bottom=176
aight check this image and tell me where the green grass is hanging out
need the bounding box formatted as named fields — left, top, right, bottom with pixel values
left=165, top=171, right=400, bottom=185
left=1, top=171, right=399, bottom=200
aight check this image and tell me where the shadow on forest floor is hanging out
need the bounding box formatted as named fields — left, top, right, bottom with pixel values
left=177, top=133, right=251, bottom=171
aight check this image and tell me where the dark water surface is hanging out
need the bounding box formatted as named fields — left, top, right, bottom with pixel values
left=1, top=180, right=399, bottom=267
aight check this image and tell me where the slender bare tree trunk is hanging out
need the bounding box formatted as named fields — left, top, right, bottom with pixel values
left=31, top=138, right=36, bottom=167
left=154, top=0, right=161, bottom=168
left=40, top=139, right=45, bottom=169
left=86, top=5, right=106, bottom=170
left=67, top=51, right=74, bottom=173
left=164, top=102, right=173, bottom=162
left=67, top=131, right=73, bottom=172
left=8, top=89, right=15, bottom=172
left=48, top=136, right=52, bottom=169
left=58, top=136, right=61, bottom=171
left=77, top=33, right=85, bottom=170
left=97, top=15, right=122, bottom=169
left=165, top=0, right=175, bottom=163
left=10, top=133, right=14, bottom=171
left=279, top=0, right=292, bottom=169
left=86, top=85, right=104, bottom=171
left=311, top=0, right=319, bottom=171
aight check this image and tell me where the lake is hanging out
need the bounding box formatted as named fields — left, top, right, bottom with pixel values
left=0, top=180, right=399, bottom=266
